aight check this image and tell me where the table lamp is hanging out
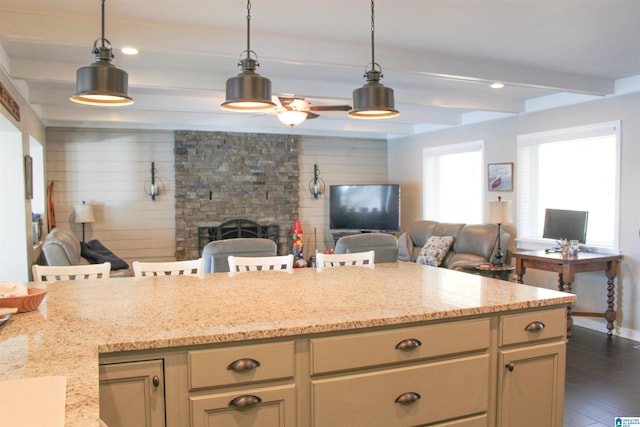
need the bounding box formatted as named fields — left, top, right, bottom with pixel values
left=488, top=196, right=513, bottom=266
left=75, top=201, right=95, bottom=242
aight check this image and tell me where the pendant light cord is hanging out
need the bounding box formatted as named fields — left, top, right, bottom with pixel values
left=370, top=0, right=375, bottom=67
left=245, top=0, right=252, bottom=59
left=100, top=0, right=106, bottom=49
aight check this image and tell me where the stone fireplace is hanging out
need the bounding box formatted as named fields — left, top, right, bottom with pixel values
left=174, top=131, right=300, bottom=260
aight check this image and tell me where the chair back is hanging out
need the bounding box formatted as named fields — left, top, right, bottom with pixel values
left=316, top=251, right=375, bottom=272
left=202, top=238, right=277, bottom=273
left=132, top=258, right=204, bottom=278
left=334, top=233, right=399, bottom=263
left=32, top=262, right=111, bottom=284
left=228, top=254, right=294, bottom=276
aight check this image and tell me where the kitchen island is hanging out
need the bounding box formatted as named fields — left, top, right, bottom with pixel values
left=0, top=262, right=575, bottom=426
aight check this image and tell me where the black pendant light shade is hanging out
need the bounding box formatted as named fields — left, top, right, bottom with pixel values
left=70, top=0, right=133, bottom=107
left=221, top=55, right=275, bottom=112
left=349, top=0, right=399, bottom=119
left=350, top=66, right=399, bottom=119
left=221, top=0, right=275, bottom=112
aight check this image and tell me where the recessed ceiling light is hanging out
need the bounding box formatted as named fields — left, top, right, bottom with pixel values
left=121, top=47, right=139, bottom=55
left=490, top=82, right=505, bottom=89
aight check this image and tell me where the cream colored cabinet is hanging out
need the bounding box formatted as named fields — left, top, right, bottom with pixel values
left=310, top=318, right=491, bottom=426
left=99, top=359, right=166, bottom=427
left=187, top=341, right=296, bottom=427
left=497, top=308, right=567, bottom=427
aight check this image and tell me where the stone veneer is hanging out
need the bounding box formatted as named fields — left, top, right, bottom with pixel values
left=174, top=131, right=300, bottom=259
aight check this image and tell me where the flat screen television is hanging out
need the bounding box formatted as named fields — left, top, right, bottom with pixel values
left=329, top=184, right=400, bottom=232
left=542, top=208, right=589, bottom=243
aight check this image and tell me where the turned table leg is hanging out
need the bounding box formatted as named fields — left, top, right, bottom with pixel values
left=605, top=272, right=617, bottom=336
left=558, top=273, right=574, bottom=339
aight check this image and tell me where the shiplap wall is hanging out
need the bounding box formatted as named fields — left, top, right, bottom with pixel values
left=46, top=128, right=176, bottom=265
left=298, top=135, right=388, bottom=255
left=45, top=128, right=387, bottom=265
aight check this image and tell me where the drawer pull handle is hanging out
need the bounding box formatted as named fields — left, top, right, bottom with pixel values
left=227, top=358, right=261, bottom=371
left=228, top=395, right=262, bottom=408
left=524, top=321, right=546, bottom=332
left=152, top=375, right=160, bottom=387
left=506, top=362, right=515, bottom=372
left=395, top=338, right=422, bottom=350
left=395, top=392, right=421, bottom=405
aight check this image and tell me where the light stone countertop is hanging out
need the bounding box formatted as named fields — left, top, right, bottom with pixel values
left=0, top=262, right=575, bottom=426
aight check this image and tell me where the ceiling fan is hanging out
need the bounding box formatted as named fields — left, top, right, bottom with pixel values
left=273, top=95, right=352, bottom=127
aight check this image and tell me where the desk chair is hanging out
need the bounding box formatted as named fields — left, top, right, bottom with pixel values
left=32, top=262, right=111, bottom=284
left=315, top=251, right=375, bottom=272
left=228, top=254, right=294, bottom=277
left=132, top=258, right=204, bottom=278
left=202, top=238, right=277, bottom=273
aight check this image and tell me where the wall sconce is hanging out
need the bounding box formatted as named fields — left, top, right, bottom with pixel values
left=74, top=201, right=95, bottom=242
left=145, top=162, right=161, bottom=201
left=308, top=164, right=326, bottom=199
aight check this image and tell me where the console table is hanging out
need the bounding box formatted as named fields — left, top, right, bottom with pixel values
left=513, top=250, right=623, bottom=337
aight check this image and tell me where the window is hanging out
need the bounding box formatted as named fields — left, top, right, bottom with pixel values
left=517, top=121, right=620, bottom=250
left=423, top=141, right=484, bottom=223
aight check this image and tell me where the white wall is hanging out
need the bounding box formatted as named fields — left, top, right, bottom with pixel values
left=46, top=128, right=176, bottom=265
left=388, top=92, right=640, bottom=340
left=0, top=65, right=47, bottom=281
left=298, top=135, right=388, bottom=255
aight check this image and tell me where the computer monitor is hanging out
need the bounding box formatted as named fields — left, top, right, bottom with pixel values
left=542, top=208, right=589, bottom=244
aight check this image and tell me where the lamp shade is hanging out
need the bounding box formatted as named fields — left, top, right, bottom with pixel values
left=70, top=60, right=133, bottom=106
left=488, top=198, right=513, bottom=224
left=277, top=110, right=307, bottom=127
left=75, top=203, right=96, bottom=224
left=349, top=76, right=399, bottom=119
left=221, top=63, right=276, bottom=112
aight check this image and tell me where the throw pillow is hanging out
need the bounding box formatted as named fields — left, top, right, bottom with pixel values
left=81, top=239, right=129, bottom=270
left=416, top=236, right=454, bottom=267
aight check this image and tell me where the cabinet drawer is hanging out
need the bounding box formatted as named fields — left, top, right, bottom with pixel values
left=310, top=318, right=489, bottom=375
left=500, top=308, right=566, bottom=347
left=188, top=341, right=294, bottom=390
left=311, top=354, right=489, bottom=426
left=190, top=384, right=296, bottom=427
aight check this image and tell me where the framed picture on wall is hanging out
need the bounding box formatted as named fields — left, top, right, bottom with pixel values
left=488, top=162, right=513, bottom=191
left=24, top=154, right=33, bottom=199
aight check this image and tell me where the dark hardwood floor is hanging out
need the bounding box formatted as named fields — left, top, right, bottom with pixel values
left=564, top=326, right=640, bottom=426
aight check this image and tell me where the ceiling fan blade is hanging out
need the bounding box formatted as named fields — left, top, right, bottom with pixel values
left=306, top=112, right=320, bottom=119
left=309, top=105, right=352, bottom=112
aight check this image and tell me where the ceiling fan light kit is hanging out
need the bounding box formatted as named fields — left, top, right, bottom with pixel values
left=70, top=0, right=133, bottom=107
left=349, top=0, right=399, bottom=120
left=221, top=0, right=276, bottom=112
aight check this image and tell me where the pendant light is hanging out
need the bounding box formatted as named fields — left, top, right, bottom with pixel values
left=349, top=0, right=399, bottom=119
left=221, top=0, right=276, bottom=112
left=70, top=0, right=133, bottom=106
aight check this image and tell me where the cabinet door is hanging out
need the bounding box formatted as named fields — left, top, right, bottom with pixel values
left=100, top=359, right=165, bottom=427
left=190, top=384, right=295, bottom=427
left=498, top=341, right=566, bottom=427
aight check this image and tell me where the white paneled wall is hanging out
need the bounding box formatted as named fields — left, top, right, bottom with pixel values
left=298, top=135, right=388, bottom=255
left=46, top=128, right=175, bottom=265
left=45, top=129, right=387, bottom=266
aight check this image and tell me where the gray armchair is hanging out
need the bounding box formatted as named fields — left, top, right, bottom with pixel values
left=334, top=233, right=399, bottom=263
left=202, top=238, right=277, bottom=273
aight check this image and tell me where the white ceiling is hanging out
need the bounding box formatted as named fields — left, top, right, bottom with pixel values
left=2, top=0, right=640, bottom=139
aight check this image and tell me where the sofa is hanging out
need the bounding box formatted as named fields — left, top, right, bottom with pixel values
left=40, top=228, right=132, bottom=277
left=398, top=220, right=511, bottom=270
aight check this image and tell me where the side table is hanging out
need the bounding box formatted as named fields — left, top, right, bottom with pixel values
left=474, top=263, right=515, bottom=280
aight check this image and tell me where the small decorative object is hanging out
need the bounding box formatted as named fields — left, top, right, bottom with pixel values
left=74, top=201, right=96, bottom=242
left=569, top=239, right=580, bottom=257
left=488, top=196, right=513, bottom=266
left=292, top=219, right=305, bottom=268
left=488, top=162, right=514, bottom=191
left=0, top=288, right=47, bottom=313
left=308, top=164, right=326, bottom=199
